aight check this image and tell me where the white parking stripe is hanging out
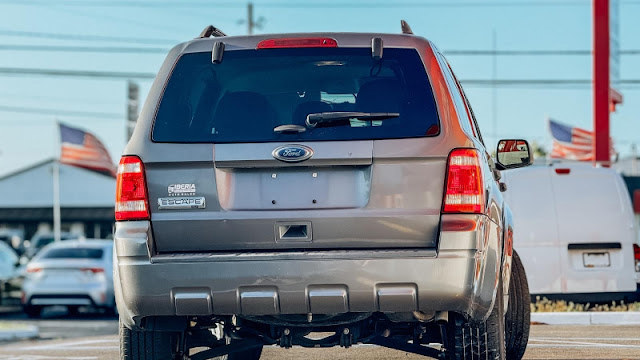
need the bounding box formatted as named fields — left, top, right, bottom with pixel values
left=1, top=356, right=97, bottom=360
left=531, top=337, right=640, bottom=341
left=20, top=339, right=117, bottom=351
left=529, top=344, right=640, bottom=349
left=33, top=322, right=114, bottom=328
left=529, top=338, right=640, bottom=348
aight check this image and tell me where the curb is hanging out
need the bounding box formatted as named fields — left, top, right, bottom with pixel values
left=0, top=323, right=39, bottom=341
left=531, top=311, right=640, bottom=325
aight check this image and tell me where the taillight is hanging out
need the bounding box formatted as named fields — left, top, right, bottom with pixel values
left=257, top=37, right=338, bottom=49
left=633, top=244, right=640, bottom=272
left=443, top=149, right=485, bottom=214
left=81, top=267, right=104, bottom=274
left=115, top=156, right=149, bottom=221
left=26, top=267, right=41, bottom=273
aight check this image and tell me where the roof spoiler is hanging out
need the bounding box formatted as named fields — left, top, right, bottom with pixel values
left=197, top=25, right=227, bottom=38
left=401, top=20, right=414, bottom=35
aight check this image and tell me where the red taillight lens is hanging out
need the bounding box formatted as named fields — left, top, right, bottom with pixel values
left=555, top=168, right=571, bottom=175
left=634, top=244, right=640, bottom=261
left=81, top=267, right=104, bottom=274
left=115, top=156, right=149, bottom=221
left=26, top=267, right=41, bottom=273
left=257, top=37, right=338, bottom=49
left=443, top=149, right=485, bottom=214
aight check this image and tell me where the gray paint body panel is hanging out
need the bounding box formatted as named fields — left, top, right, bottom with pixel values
left=115, top=32, right=513, bottom=327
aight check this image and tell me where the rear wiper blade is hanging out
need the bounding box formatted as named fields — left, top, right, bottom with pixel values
left=305, top=112, right=399, bottom=128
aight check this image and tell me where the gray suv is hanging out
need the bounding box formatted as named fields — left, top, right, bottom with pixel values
left=115, top=23, right=532, bottom=360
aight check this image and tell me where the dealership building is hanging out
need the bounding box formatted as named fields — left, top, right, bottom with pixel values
left=0, top=159, right=115, bottom=241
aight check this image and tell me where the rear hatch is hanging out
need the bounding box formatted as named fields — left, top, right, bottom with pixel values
left=146, top=43, right=446, bottom=253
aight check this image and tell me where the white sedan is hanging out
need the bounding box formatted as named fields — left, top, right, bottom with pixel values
left=21, top=240, right=115, bottom=317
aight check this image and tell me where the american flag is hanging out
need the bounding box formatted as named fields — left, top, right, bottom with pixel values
left=548, top=119, right=615, bottom=162
left=59, top=123, right=116, bottom=177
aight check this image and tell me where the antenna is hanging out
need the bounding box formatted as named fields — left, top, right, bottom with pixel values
left=401, top=20, right=414, bottom=35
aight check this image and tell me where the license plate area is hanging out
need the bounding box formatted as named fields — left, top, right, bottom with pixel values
left=215, top=167, right=370, bottom=210
left=582, top=252, right=610, bottom=268
left=275, top=221, right=312, bottom=242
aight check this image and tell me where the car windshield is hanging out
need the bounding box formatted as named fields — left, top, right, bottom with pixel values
left=152, top=47, right=440, bottom=143
left=41, top=247, right=104, bottom=260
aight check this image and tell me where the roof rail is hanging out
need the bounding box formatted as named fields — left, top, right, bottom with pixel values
left=401, top=20, right=414, bottom=35
left=198, top=25, right=227, bottom=38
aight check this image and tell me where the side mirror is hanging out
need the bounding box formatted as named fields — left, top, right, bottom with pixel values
left=496, top=139, right=533, bottom=170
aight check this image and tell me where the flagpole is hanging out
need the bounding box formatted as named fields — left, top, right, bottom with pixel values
left=53, top=120, right=61, bottom=243
left=544, top=114, right=551, bottom=165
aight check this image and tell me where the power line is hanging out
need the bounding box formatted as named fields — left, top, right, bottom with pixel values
left=0, top=44, right=168, bottom=53
left=0, top=105, right=122, bottom=119
left=0, top=29, right=177, bottom=45
left=3, top=0, right=639, bottom=7
left=2, top=45, right=640, bottom=56
left=447, top=50, right=640, bottom=56
left=0, top=67, right=156, bottom=80
left=1, top=67, right=640, bottom=89
left=445, top=50, right=640, bottom=56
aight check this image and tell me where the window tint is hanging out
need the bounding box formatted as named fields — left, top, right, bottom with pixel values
left=36, top=235, right=76, bottom=249
left=36, top=237, right=54, bottom=249
left=41, top=247, right=104, bottom=260
left=460, top=88, right=485, bottom=145
left=435, top=53, right=475, bottom=137
left=153, top=48, right=440, bottom=143
left=446, top=62, right=485, bottom=145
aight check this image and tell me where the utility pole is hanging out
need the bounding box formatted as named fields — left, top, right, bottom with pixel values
left=593, top=0, right=610, bottom=166
left=127, top=81, right=139, bottom=141
left=247, top=3, right=254, bottom=35
left=243, top=2, right=264, bottom=35
left=491, top=29, right=497, bottom=146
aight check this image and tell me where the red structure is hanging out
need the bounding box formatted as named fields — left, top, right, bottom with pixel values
left=593, top=0, right=610, bottom=165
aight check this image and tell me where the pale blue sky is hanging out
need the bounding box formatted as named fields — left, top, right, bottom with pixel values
left=0, top=0, right=639, bottom=176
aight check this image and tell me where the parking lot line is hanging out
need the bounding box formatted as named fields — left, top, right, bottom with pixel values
left=20, top=338, right=117, bottom=351
left=531, top=337, right=640, bottom=341
left=1, top=356, right=97, bottom=360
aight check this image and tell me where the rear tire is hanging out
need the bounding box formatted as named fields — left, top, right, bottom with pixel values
left=505, top=250, right=531, bottom=360
left=120, top=319, right=181, bottom=360
left=67, top=306, right=81, bottom=316
left=447, top=275, right=506, bottom=359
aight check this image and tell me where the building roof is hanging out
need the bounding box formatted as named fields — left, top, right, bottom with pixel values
left=0, top=159, right=115, bottom=208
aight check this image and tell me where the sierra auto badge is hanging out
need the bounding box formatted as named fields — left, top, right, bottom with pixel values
left=272, top=145, right=313, bottom=162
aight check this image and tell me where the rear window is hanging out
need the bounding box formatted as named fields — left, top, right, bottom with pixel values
left=153, top=47, right=439, bottom=143
left=35, top=235, right=76, bottom=249
left=41, top=247, right=104, bottom=260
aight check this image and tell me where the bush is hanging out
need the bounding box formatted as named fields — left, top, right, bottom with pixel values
left=531, top=296, right=640, bottom=312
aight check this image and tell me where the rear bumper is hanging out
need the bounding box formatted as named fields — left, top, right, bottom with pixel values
left=115, top=214, right=502, bottom=329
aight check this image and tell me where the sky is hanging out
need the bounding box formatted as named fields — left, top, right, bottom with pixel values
left=0, top=0, right=639, bottom=177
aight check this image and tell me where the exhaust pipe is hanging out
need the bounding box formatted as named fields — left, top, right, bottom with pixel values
left=412, top=311, right=435, bottom=322
left=434, top=311, right=448, bottom=325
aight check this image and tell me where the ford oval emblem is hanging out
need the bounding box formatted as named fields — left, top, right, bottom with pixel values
left=272, top=145, right=313, bottom=162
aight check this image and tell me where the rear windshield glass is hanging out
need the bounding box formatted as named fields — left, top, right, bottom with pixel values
left=36, top=236, right=76, bottom=249
left=41, top=248, right=104, bottom=260
left=153, top=48, right=439, bottom=143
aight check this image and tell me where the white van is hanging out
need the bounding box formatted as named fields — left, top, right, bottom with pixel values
left=502, top=163, right=640, bottom=302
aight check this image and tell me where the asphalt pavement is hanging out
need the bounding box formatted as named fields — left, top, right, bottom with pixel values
left=0, top=305, right=117, bottom=341
left=0, top=322, right=639, bottom=359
